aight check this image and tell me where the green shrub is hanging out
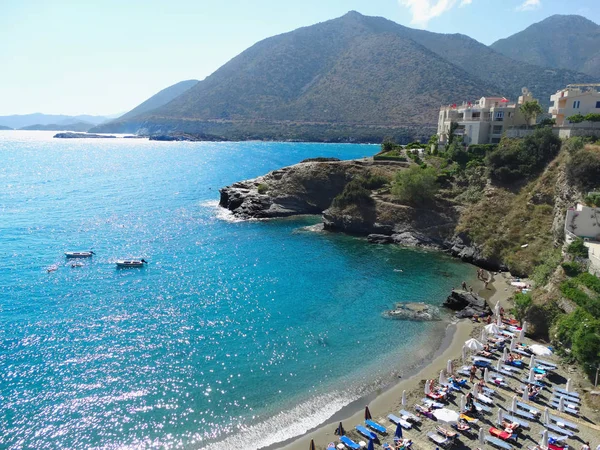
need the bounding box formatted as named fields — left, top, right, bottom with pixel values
left=567, top=238, right=589, bottom=258
left=584, top=193, right=600, bottom=207
left=373, top=154, right=407, bottom=162
left=566, top=148, right=600, bottom=190
left=576, top=272, right=600, bottom=294
left=391, top=165, right=438, bottom=205
left=567, top=113, right=586, bottom=123
left=257, top=183, right=269, bottom=194
left=584, top=113, right=600, bottom=122
left=332, top=179, right=374, bottom=208
left=486, top=128, right=561, bottom=183
left=561, top=261, right=582, bottom=277
left=513, top=292, right=533, bottom=324
left=531, top=248, right=562, bottom=285
left=467, top=144, right=496, bottom=159
left=563, top=137, right=585, bottom=154
left=560, top=280, right=590, bottom=305
left=362, top=173, right=390, bottom=190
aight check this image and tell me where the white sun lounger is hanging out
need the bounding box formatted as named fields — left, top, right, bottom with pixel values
left=510, top=408, right=535, bottom=420
left=544, top=422, right=575, bottom=437
left=516, top=401, right=539, bottom=415
left=427, top=431, right=451, bottom=448
left=486, top=435, right=513, bottom=450
left=388, top=414, right=412, bottom=429
left=549, top=402, right=579, bottom=416
left=399, top=409, right=421, bottom=424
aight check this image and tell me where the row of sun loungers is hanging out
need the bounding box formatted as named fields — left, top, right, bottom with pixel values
left=552, top=387, right=579, bottom=398
left=486, top=435, right=513, bottom=450
left=500, top=412, right=530, bottom=428
left=388, top=414, right=412, bottom=429
left=548, top=414, right=577, bottom=430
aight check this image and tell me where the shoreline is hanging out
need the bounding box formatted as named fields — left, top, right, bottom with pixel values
left=275, top=272, right=509, bottom=450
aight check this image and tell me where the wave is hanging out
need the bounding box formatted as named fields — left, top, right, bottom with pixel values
left=199, top=200, right=245, bottom=223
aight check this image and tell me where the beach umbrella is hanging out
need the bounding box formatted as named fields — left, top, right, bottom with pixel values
left=510, top=338, right=516, bottom=351
left=529, top=356, right=536, bottom=368
left=335, top=422, right=345, bottom=436
left=484, top=368, right=490, bottom=383
left=433, top=408, right=460, bottom=424
left=496, top=313, right=502, bottom=326
left=530, top=344, right=553, bottom=356
left=478, top=427, right=485, bottom=444
left=424, top=380, right=431, bottom=395
left=566, top=378, right=572, bottom=392
left=439, top=369, right=447, bottom=386
left=543, top=407, right=550, bottom=424
left=461, top=345, right=467, bottom=362
left=401, top=390, right=407, bottom=407
left=511, top=396, right=517, bottom=412
left=367, top=438, right=374, bottom=450
left=395, top=422, right=403, bottom=439
left=522, top=387, right=528, bottom=402
left=540, top=429, right=549, bottom=449
left=480, top=328, right=487, bottom=342
left=447, top=359, right=453, bottom=376
left=528, top=368, right=536, bottom=383
left=494, top=302, right=501, bottom=316
left=365, top=406, right=372, bottom=421
left=502, top=347, right=509, bottom=362
left=464, top=338, right=484, bottom=351
left=485, top=323, right=500, bottom=335
left=518, top=328, right=525, bottom=342
left=310, top=439, right=316, bottom=450
left=522, top=321, right=528, bottom=334
left=558, top=397, right=565, bottom=413
left=496, top=358, right=502, bottom=372
left=497, top=409, right=503, bottom=425
left=460, top=394, right=465, bottom=412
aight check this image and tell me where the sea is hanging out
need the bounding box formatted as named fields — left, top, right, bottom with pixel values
left=0, top=131, right=473, bottom=449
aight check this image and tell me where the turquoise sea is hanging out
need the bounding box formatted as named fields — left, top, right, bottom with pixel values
left=0, top=131, right=473, bottom=449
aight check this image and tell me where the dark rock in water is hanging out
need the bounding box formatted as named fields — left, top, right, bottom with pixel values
left=367, top=234, right=395, bottom=244
left=54, top=132, right=116, bottom=139
left=443, top=289, right=491, bottom=318
left=384, top=302, right=441, bottom=321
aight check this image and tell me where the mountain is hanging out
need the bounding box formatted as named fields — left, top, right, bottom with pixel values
left=0, top=125, right=12, bottom=130
left=116, top=80, right=198, bottom=121
left=491, top=15, right=600, bottom=78
left=19, top=122, right=93, bottom=132
left=93, top=12, right=598, bottom=141
left=0, top=113, right=110, bottom=130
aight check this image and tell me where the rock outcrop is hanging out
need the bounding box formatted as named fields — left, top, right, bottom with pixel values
left=443, top=289, right=491, bottom=318
left=54, top=132, right=116, bottom=139
left=384, top=302, right=441, bottom=321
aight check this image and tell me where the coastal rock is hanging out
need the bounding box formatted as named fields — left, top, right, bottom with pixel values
left=367, top=234, right=395, bottom=244
left=445, top=233, right=504, bottom=271
left=384, top=302, right=441, bottom=321
left=443, top=289, right=491, bottom=318
left=53, top=132, right=116, bottom=139
left=149, top=132, right=226, bottom=142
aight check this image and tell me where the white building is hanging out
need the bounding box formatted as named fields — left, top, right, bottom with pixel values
left=586, top=242, right=600, bottom=277
left=549, top=84, right=600, bottom=127
left=438, top=88, right=535, bottom=146
left=564, top=203, right=600, bottom=244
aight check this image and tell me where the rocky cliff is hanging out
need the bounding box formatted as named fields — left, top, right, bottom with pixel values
left=219, top=157, right=504, bottom=269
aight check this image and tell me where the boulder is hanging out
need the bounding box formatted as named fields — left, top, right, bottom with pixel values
left=384, top=302, right=441, bottom=321
left=443, top=289, right=491, bottom=318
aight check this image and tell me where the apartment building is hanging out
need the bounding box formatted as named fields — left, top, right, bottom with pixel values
left=438, top=88, right=534, bottom=146
left=549, top=84, right=600, bottom=127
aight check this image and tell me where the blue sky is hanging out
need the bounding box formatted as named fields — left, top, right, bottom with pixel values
left=1, top=0, right=598, bottom=116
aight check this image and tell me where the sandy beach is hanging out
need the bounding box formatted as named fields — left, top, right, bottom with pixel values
left=278, top=271, right=600, bottom=450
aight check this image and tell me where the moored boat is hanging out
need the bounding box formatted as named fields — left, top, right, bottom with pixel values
left=65, top=251, right=95, bottom=258
left=115, top=259, right=147, bottom=268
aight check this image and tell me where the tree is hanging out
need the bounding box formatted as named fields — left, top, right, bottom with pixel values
left=391, top=165, right=438, bottom=205
left=520, top=101, right=543, bottom=128
left=513, top=292, right=533, bottom=325
left=566, top=147, right=600, bottom=190
left=447, top=122, right=459, bottom=145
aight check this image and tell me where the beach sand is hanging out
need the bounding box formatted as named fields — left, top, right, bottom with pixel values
left=278, top=271, right=600, bottom=450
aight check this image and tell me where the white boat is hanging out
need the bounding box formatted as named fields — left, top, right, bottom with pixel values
left=65, top=251, right=95, bottom=258
left=116, top=259, right=147, bottom=268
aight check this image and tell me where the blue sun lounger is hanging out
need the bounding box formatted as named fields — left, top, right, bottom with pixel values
left=485, top=435, right=513, bottom=450
left=365, top=419, right=387, bottom=434
left=553, top=387, right=579, bottom=398
left=539, top=430, right=569, bottom=442
left=549, top=402, right=579, bottom=416
left=340, top=436, right=361, bottom=449
left=516, top=401, right=540, bottom=415
left=421, top=398, right=444, bottom=408
left=388, top=414, right=412, bottom=429
left=544, top=422, right=574, bottom=437
left=427, top=431, right=451, bottom=448
left=473, top=401, right=491, bottom=413
left=510, top=408, right=535, bottom=421
left=356, top=425, right=377, bottom=440
left=548, top=415, right=577, bottom=430
left=551, top=394, right=581, bottom=404
left=399, top=409, right=421, bottom=424
left=501, top=413, right=530, bottom=428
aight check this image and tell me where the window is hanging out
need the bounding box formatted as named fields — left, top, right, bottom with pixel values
left=472, top=112, right=481, bottom=119
left=494, top=111, right=504, bottom=121
left=573, top=100, right=580, bottom=109
left=493, top=125, right=503, bottom=134
left=508, top=112, right=514, bottom=118
left=491, top=137, right=501, bottom=144
left=596, top=101, right=600, bottom=109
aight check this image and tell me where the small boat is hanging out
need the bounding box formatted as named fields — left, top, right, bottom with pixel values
left=71, top=262, right=84, bottom=268
left=116, top=259, right=147, bottom=268
left=65, top=251, right=95, bottom=258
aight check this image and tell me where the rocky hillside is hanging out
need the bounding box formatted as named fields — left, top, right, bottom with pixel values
left=93, top=12, right=596, bottom=141
left=491, top=15, right=600, bottom=78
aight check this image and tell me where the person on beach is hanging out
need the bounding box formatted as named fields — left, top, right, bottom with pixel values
left=462, top=281, right=467, bottom=290
left=581, top=443, right=590, bottom=450
left=486, top=315, right=492, bottom=324
left=469, top=365, right=477, bottom=382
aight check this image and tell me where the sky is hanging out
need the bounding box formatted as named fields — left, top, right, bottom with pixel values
left=1, top=0, right=599, bottom=116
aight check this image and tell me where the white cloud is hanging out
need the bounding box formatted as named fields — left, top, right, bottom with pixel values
left=399, top=0, right=474, bottom=28
left=516, top=0, right=541, bottom=11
